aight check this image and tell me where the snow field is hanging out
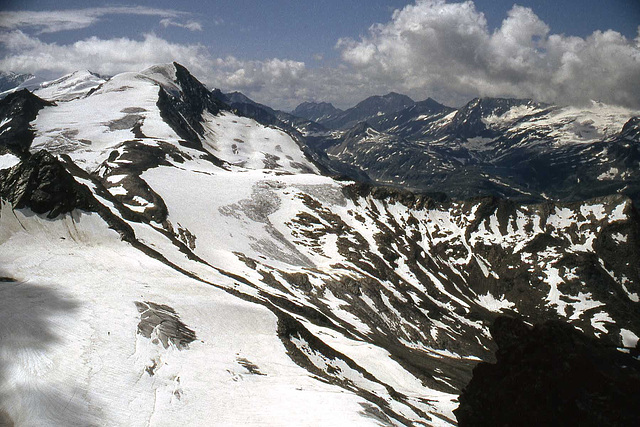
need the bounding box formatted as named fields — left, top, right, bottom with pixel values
left=0, top=203, right=381, bottom=426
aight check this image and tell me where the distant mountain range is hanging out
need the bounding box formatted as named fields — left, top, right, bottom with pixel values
left=0, top=71, right=35, bottom=93
left=294, top=92, right=415, bottom=130
left=286, top=94, right=640, bottom=206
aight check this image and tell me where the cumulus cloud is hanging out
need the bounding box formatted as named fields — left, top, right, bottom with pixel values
left=207, top=57, right=310, bottom=109
left=337, top=0, right=640, bottom=108
left=0, top=31, right=214, bottom=77
left=0, top=30, right=309, bottom=110
left=0, top=7, right=195, bottom=34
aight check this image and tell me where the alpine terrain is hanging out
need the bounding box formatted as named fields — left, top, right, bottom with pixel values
left=0, top=62, right=639, bottom=426
left=300, top=97, right=640, bottom=206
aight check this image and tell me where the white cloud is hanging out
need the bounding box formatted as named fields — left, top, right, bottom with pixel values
left=208, top=57, right=309, bottom=109
left=159, top=19, right=203, bottom=32
left=0, top=31, right=214, bottom=77
left=0, top=30, right=309, bottom=110
left=337, top=0, right=640, bottom=108
left=0, top=7, right=194, bottom=34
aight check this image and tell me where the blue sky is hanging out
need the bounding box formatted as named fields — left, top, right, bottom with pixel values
left=1, top=0, right=639, bottom=109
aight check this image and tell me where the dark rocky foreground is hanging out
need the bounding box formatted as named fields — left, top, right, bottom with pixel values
left=455, top=316, right=640, bottom=426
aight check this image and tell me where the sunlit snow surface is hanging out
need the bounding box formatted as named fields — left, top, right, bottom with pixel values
left=0, top=153, right=20, bottom=170
left=33, top=70, right=107, bottom=102
left=32, top=72, right=179, bottom=171
left=485, top=101, right=637, bottom=145
left=0, top=208, right=380, bottom=426
left=2, top=65, right=638, bottom=426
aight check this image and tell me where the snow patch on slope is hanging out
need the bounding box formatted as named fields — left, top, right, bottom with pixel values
left=34, top=70, right=106, bottom=102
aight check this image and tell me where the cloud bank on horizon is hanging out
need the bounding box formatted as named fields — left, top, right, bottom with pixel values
left=0, top=0, right=639, bottom=110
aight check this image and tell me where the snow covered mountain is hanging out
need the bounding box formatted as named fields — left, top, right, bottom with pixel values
left=0, top=70, right=107, bottom=102
left=0, top=63, right=639, bottom=426
left=33, top=70, right=107, bottom=102
left=0, top=71, right=35, bottom=93
left=300, top=96, right=640, bottom=205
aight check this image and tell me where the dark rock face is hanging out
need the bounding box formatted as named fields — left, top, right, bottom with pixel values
left=155, top=62, right=228, bottom=148
left=135, top=301, right=196, bottom=349
left=0, top=150, right=95, bottom=217
left=321, top=92, right=415, bottom=130
left=455, top=316, right=640, bottom=427
left=173, top=62, right=227, bottom=121
left=291, top=101, right=343, bottom=124
left=0, top=89, right=54, bottom=157
left=156, top=87, right=202, bottom=146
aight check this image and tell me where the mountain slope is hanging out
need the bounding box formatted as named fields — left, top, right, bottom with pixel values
left=33, top=70, right=107, bottom=102
left=214, top=90, right=326, bottom=135
left=0, top=63, right=638, bottom=426
left=317, top=92, right=415, bottom=130
left=0, top=71, right=35, bottom=93
left=292, top=101, right=343, bottom=124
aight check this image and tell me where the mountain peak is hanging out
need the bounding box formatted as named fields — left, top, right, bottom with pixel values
left=355, top=92, right=414, bottom=110
left=140, top=63, right=180, bottom=95
left=317, top=92, right=414, bottom=129
left=33, top=69, right=107, bottom=102
left=383, top=91, right=413, bottom=101
left=413, top=97, right=450, bottom=113
left=224, top=91, right=257, bottom=105
left=447, top=97, right=542, bottom=138
left=291, top=101, right=342, bottom=123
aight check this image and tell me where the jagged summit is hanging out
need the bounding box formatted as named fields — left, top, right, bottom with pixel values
left=224, top=91, right=256, bottom=105
left=28, top=63, right=317, bottom=176
left=415, top=97, right=451, bottom=113
left=354, top=92, right=414, bottom=110
left=302, top=91, right=640, bottom=205
left=140, top=62, right=180, bottom=95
